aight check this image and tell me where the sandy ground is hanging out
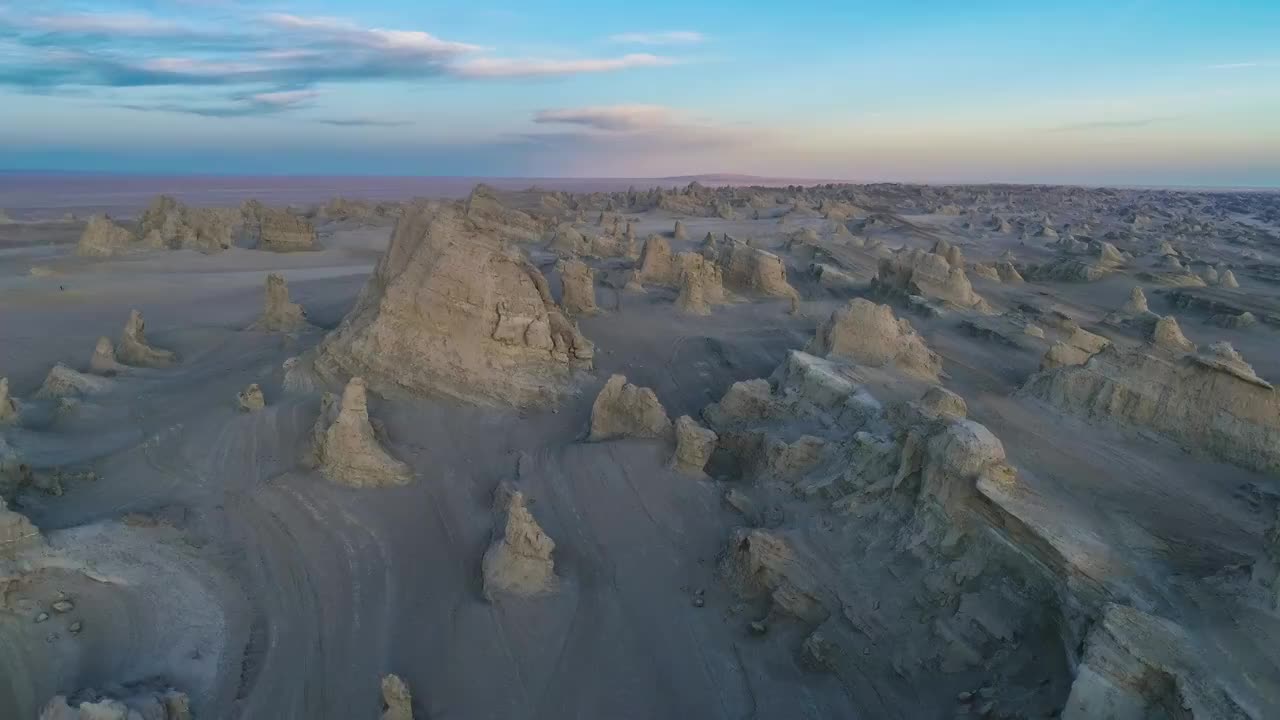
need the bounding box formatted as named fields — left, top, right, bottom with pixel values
left=2, top=185, right=1280, bottom=719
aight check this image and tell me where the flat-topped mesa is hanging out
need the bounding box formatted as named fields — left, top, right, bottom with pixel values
left=717, top=239, right=799, bottom=299
left=242, top=200, right=317, bottom=252
left=76, top=215, right=154, bottom=257
left=89, top=337, right=125, bottom=375
left=806, top=299, right=943, bottom=381
left=251, top=273, right=310, bottom=332
left=381, top=675, right=414, bottom=720
left=1021, top=335, right=1280, bottom=474
left=588, top=374, right=673, bottom=441
left=118, top=310, right=177, bottom=368
left=557, top=258, right=599, bottom=315
left=482, top=486, right=557, bottom=600
left=312, top=377, right=411, bottom=488
left=0, top=378, right=16, bottom=424
left=140, top=194, right=240, bottom=253
left=315, top=201, right=593, bottom=408
left=874, top=247, right=989, bottom=311
left=464, top=184, right=542, bottom=243
left=635, top=235, right=678, bottom=286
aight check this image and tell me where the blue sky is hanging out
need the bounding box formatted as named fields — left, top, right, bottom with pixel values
left=1, top=0, right=1278, bottom=185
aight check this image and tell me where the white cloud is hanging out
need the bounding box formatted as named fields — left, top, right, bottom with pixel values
left=262, top=13, right=482, bottom=57
left=534, top=104, right=676, bottom=131
left=249, top=89, right=319, bottom=107
left=455, top=53, right=674, bottom=78
left=609, top=31, right=705, bottom=45
left=28, top=13, right=189, bottom=36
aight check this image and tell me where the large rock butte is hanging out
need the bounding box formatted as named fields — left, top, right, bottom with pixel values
left=806, top=299, right=943, bottom=380
left=315, top=201, right=593, bottom=407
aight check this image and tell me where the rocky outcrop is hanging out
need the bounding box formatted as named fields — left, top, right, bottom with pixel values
left=672, top=415, right=717, bottom=472
left=35, top=364, right=111, bottom=399
left=675, top=251, right=724, bottom=315
left=89, top=337, right=125, bottom=375
left=251, top=273, right=310, bottom=332
left=548, top=223, right=590, bottom=256
left=1149, top=315, right=1195, bottom=354
left=315, top=201, right=593, bottom=408
left=1220, top=270, right=1240, bottom=288
left=558, top=259, right=598, bottom=315
left=118, top=310, right=176, bottom=368
left=482, top=485, right=557, bottom=599
left=806, top=299, right=942, bottom=380
left=1021, top=340, right=1280, bottom=473
left=0, top=377, right=16, bottom=424
left=874, top=248, right=988, bottom=311
left=312, top=378, right=412, bottom=487
left=673, top=220, right=688, bottom=240
left=238, top=384, right=265, bottom=412
left=140, top=195, right=240, bottom=253
left=1, top=496, right=43, bottom=560
left=588, top=375, right=672, bottom=441
left=243, top=201, right=317, bottom=252
left=635, top=235, right=678, bottom=286
left=717, top=239, right=799, bottom=299
left=1123, top=287, right=1149, bottom=314
left=464, top=184, right=542, bottom=243
left=75, top=216, right=143, bottom=257
left=0, top=436, right=31, bottom=501
left=38, top=688, right=191, bottom=720
left=380, top=675, right=414, bottom=720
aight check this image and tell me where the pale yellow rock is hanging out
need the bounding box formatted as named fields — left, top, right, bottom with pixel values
left=673, top=220, right=688, bottom=240
left=589, top=374, right=672, bottom=441
left=315, top=201, right=593, bottom=408
left=315, top=378, right=412, bottom=488
left=381, top=674, right=414, bottom=720
left=806, top=299, right=942, bottom=380
left=558, top=258, right=598, bottom=315
left=875, top=248, right=988, bottom=310
left=35, top=364, right=111, bottom=399
left=75, top=216, right=138, bottom=257
left=1123, top=287, right=1149, bottom=314
left=89, top=337, right=125, bottom=375
left=238, top=383, right=266, bottom=412
left=251, top=273, right=310, bottom=332
left=1150, top=315, right=1195, bottom=354
left=636, top=235, right=678, bottom=286
left=0, top=377, right=16, bottom=424
left=482, top=487, right=557, bottom=599
left=243, top=200, right=317, bottom=252
left=118, top=310, right=177, bottom=367
left=672, top=415, right=717, bottom=472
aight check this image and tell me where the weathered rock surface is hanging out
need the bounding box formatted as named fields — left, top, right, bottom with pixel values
left=672, top=415, right=717, bottom=472
left=38, top=688, right=191, bottom=720
left=117, top=310, right=177, bottom=368
left=89, top=337, right=124, bottom=375
left=635, top=235, right=678, bottom=286
left=482, top=485, right=557, bottom=599
left=588, top=375, right=672, bottom=441
left=250, top=272, right=310, bottom=332
left=1021, top=341, right=1280, bottom=473
left=465, top=184, right=542, bottom=243
left=874, top=248, right=988, bottom=311
left=243, top=201, right=317, bottom=252
left=36, top=364, right=112, bottom=399
left=140, top=195, right=240, bottom=253
left=380, top=674, right=414, bottom=720
left=717, top=239, right=799, bottom=299
left=0, top=377, right=16, bottom=424
left=315, top=201, right=593, bottom=407
left=558, top=258, right=599, bottom=315
left=312, top=377, right=412, bottom=487
left=238, top=383, right=265, bottom=412
left=75, top=216, right=143, bottom=257
left=806, top=299, right=942, bottom=380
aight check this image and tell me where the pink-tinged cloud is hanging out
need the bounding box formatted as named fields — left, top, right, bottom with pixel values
left=455, top=54, right=675, bottom=78
left=249, top=90, right=320, bottom=107
left=608, top=31, right=705, bottom=45
left=534, top=105, right=676, bottom=131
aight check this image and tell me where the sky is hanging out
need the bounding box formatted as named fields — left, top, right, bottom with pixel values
left=0, top=0, right=1278, bottom=186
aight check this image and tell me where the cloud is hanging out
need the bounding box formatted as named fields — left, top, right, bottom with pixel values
left=317, top=117, right=413, bottom=127
left=0, top=9, right=684, bottom=96
left=534, top=105, right=675, bottom=131
left=116, top=88, right=320, bottom=118
left=247, top=89, right=319, bottom=107
left=609, top=31, right=705, bottom=45
left=454, top=53, right=675, bottom=78
left=1048, top=117, right=1174, bottom=132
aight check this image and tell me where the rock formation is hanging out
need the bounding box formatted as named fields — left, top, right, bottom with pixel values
left=588, top=375, right=672, bottom=441
left=1219, top=269, right=1240, bottom=288
left=35, top=364, right=111, bottom=399
left=671, top=415, right=717, bottom=472
left=673, top=220, right=688, bottom=240
left=1022, top=339, right=1280, bottom=473
left=251, top=272, right=310, bottom=332
left=1124, top=287, right=1149, bottom=314
left=717, top=239, right=799, bottom=299
left=380, top=675, right=414, bottom=720
left=482, top=485, right=557, bottom=599
left=464, top=185, right=542, bottom=243
left=89, top=337, right=125, bottom=375
left=238, top=384, right=265, bottom=412
left=75, top=216, right=142, bottom=257
left=1150, top=315, right=1196, bottom=354
left=548, top=223, right=590, bottom=256
left=635, top=235, right=678, bottom=286
left=0, top=377, right=16, bottom=424
left=874, top=248, right=988, bottom=311
left=312, top=378, right=412, bottom=487
left=117, top=310, right=176, bottom=368
left=140, top=195, right=240, bottom=253
left=806, top=299, right=943, bottom=380
left=315, top=201, right=593, bottom=407
left=38, top=688, right=191, bottom=720
left=243, top=201, right=317, bottom=252
left=1, top=496, right=43, bottom=560
left=558, top=259, right=598, bottom=315
left=674, top=252, right=723, bottom=315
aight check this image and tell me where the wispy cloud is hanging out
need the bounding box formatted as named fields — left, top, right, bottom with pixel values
left=0, top=9, right=687, bottom=100
left=456, top=54, right=675, bottom=78
left=317, top=117, right=413, bottom=127
left=534, top=105, right=675, bottom=131
left=1206, top=60, right=1277, bottom=70
left=1047, top=116, right=1175, bottom=132
left=609, top=31, right=705, bottom=45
